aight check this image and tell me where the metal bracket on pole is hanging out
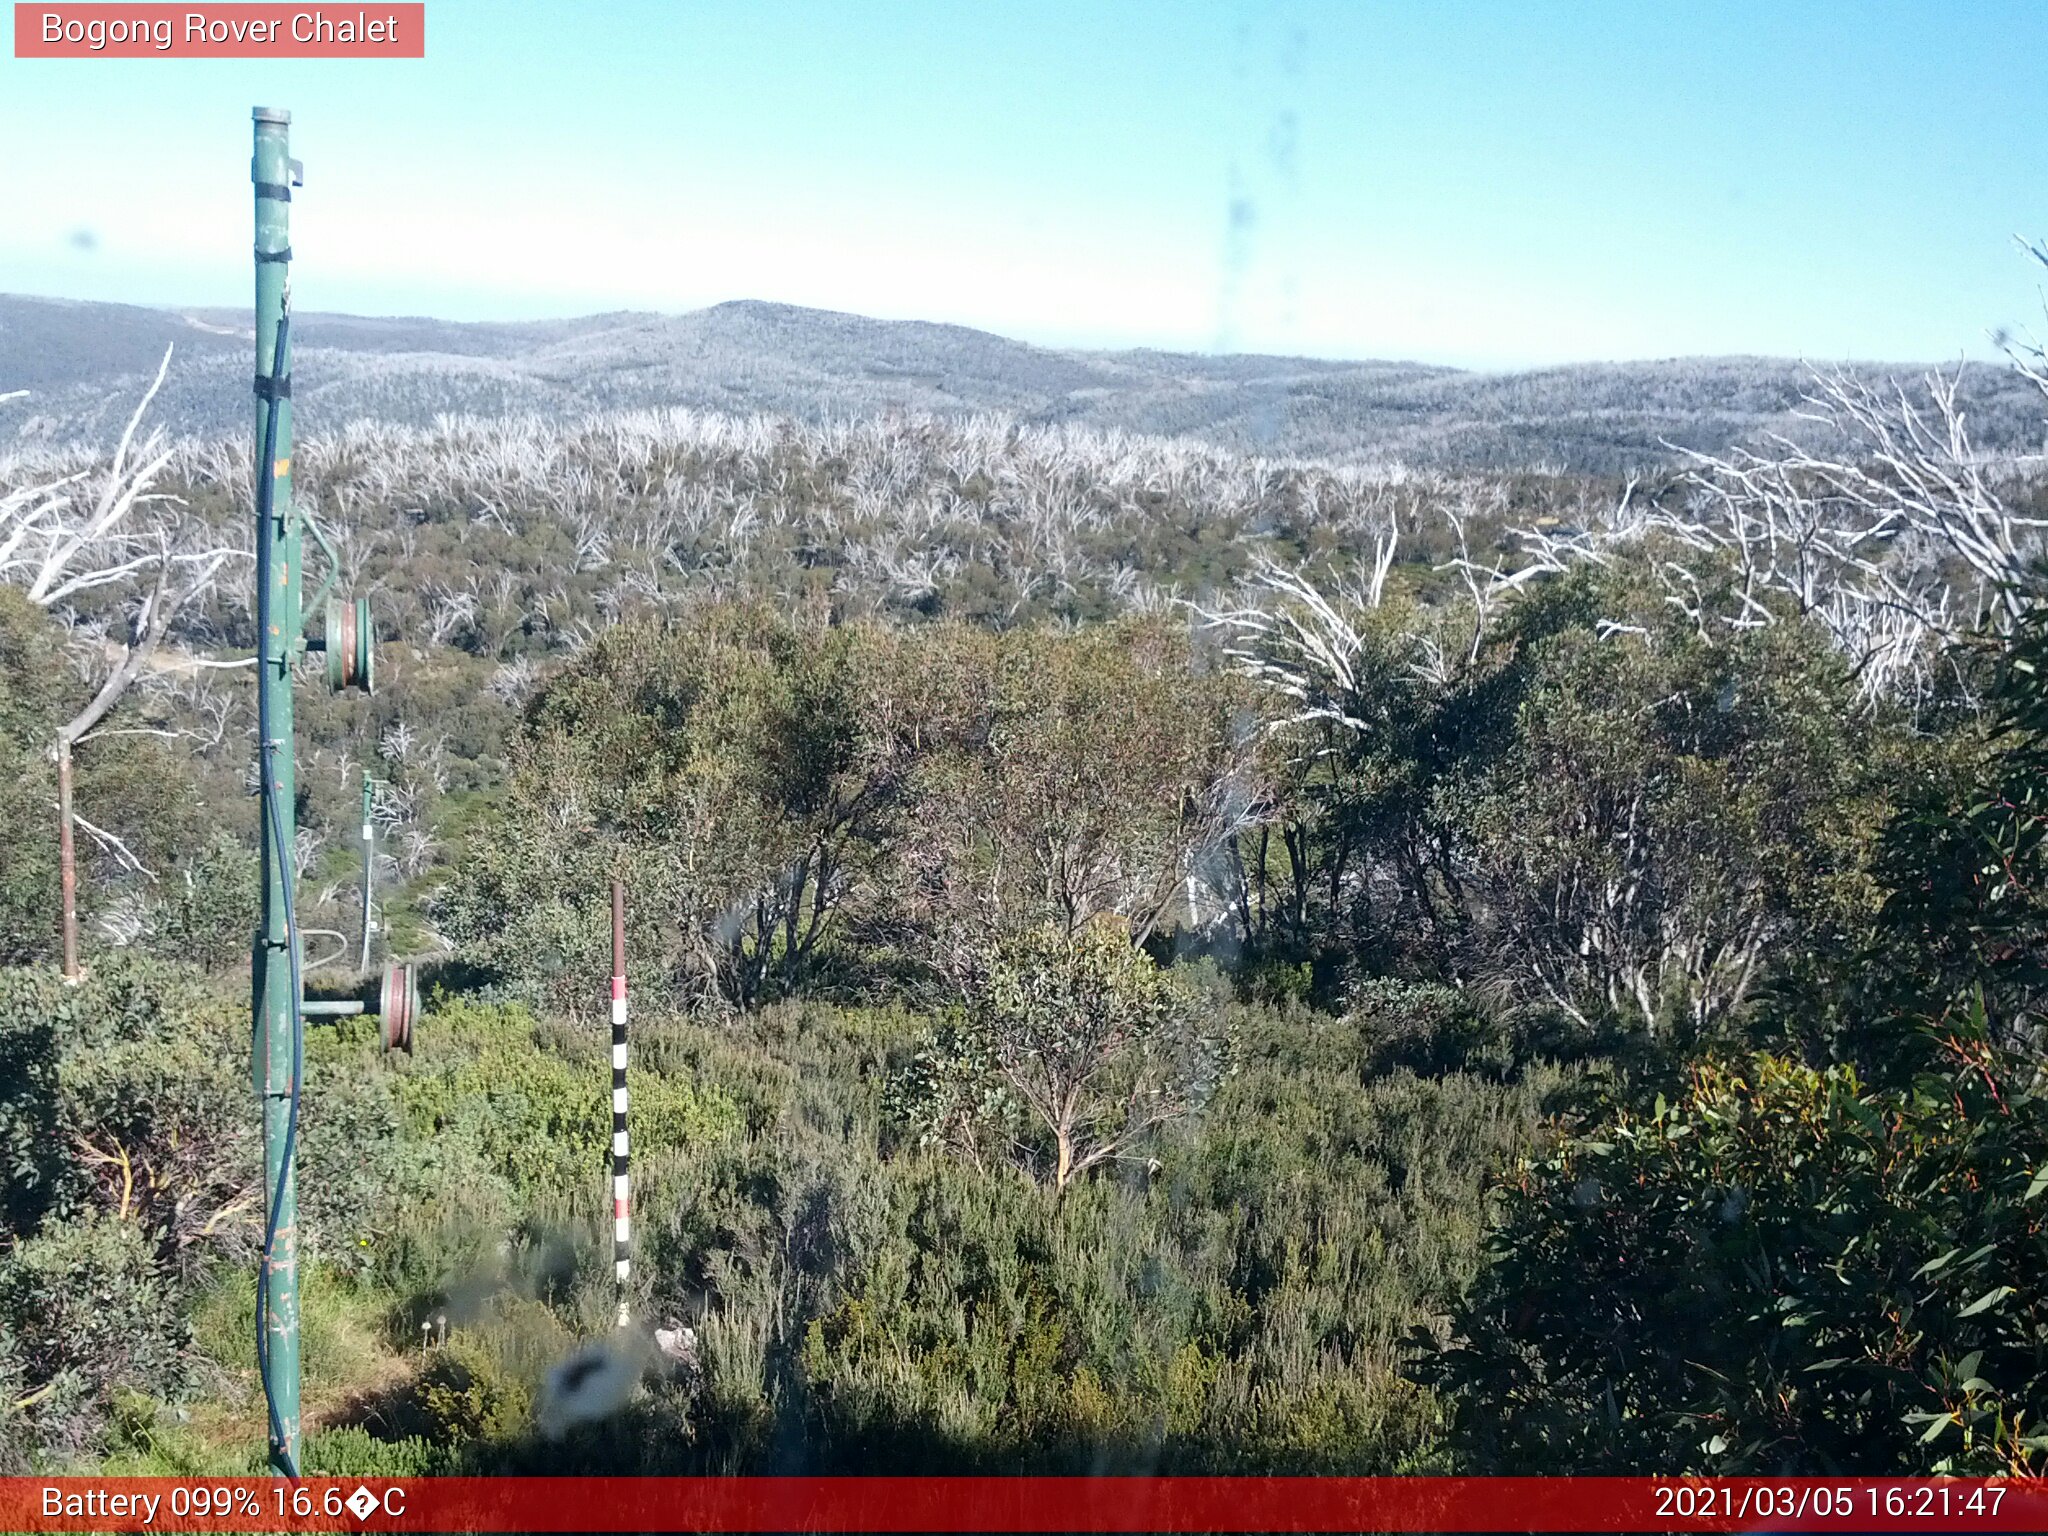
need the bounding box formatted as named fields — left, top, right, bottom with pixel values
left=299, top=511, right=342, bottom=627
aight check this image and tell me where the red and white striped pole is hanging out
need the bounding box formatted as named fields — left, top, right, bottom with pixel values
left=609, top=878, right=631, bottom=1330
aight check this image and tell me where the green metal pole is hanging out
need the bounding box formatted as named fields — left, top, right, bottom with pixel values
left=251, top=104, right=301, bottom=1477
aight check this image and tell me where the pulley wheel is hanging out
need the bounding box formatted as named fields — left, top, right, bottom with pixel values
left=378, top=962, right=417, bottom=1052
left=325, top=596, right=375, bottom=694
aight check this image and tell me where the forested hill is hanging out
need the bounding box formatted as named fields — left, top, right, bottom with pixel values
left=6, top=291, right=2043, bottom=473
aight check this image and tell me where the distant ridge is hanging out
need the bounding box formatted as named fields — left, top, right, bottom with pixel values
left=3, top=293, right=2041, bottom=473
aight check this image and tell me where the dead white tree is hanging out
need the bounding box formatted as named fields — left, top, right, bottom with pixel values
left=1, top=349, right=247, bottom=977
left=1662, top=362, right=2048, bottom=706
left=1439, top=492, right=1590, bottom=666
left=1194, top=491, right=1403, bottom=739
left=1197, top=325, right=2048, bottom=1030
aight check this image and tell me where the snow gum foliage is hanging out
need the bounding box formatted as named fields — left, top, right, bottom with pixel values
left=1436, top=1048, right=2048, bottom=1476
left=891, top=921, right=1221, bottom=1190
left=1430, top=603, right=2048, bottom=1477
left=439, top=607, right=1249, bottom=1012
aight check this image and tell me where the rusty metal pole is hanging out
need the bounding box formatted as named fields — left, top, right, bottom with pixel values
left=610, top=879, right=631, bottom=1329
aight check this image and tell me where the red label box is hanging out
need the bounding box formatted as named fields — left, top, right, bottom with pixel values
left=14, top=3, right=425, bottom=57
left=6, top=1476, right=2048, bottom=1533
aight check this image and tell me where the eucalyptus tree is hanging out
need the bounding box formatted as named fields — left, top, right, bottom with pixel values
left=437, top=603, right=910, bottom=1011
left=888, top=617, right=1258, bottom=982
left=0, top=352, right=246, bottom=976
left=892, top=919, right=1218, bottom=1192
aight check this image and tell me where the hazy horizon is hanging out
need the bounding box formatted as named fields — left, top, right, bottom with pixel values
left=3, top=288, right=2022, bottom=377
left=4, top=2, right=2047, bottom=371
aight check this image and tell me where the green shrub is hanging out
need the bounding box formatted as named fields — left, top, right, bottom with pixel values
left=0, top=590, right=66, bottom=966
left=0, top=1212, right=192, bottom=1463
left=151, top=832, right=259, bottom=973
left=1346, top=978, right=1511, bottom=1079
left=1432, top=1044, right=2048, bottom=1475
left=624, top=998, right=1561, bottom=1475
left=0, top=959, right=259, bottom=1256
left=302, top=1426, right=439, bottom=1477
left=396, top=997, right=741, bottom=1198
left=0, top=978, right=64, bottom=1237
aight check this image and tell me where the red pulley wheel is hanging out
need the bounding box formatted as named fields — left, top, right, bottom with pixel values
left=324, top=596, right=374, bottom=694
left=378, top=962, right=417, bottom=1052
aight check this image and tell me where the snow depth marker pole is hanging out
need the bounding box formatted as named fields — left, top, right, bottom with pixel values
left=610, top=878, right=632, bottom=1329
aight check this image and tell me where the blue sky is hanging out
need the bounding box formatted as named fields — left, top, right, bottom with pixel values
left=2, top=0, right=2045, bottom=367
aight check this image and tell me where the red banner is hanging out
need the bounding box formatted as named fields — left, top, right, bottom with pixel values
left=13, top=4, right=424, bottom=58
left=5, top=1476, right=2048, bottom=1532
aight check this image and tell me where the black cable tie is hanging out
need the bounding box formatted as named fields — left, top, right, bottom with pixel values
left=253, top=181, right=293, bottom=202
left=254, top=245, right=293, bottom=263
left=253, top=373, right=292, bottom=401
